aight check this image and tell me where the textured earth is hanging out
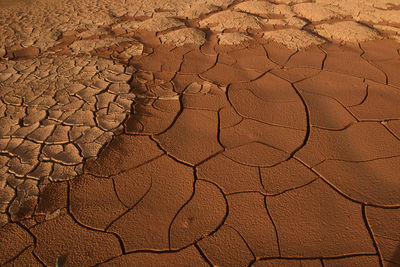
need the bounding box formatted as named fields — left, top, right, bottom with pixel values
left=1, top=0, right=400, bottom=266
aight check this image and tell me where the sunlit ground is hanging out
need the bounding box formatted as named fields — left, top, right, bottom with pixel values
left=0, top=0, right=33, bottom=8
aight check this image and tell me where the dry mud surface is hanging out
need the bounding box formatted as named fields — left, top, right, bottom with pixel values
left=1, top=0, right=400, bottom=266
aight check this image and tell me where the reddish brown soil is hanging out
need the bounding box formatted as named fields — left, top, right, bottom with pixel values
left=1, top=0, right=400, bottom=266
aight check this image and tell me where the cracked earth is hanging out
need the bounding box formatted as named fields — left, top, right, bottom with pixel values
left=0, top=0, right=400, bottom=266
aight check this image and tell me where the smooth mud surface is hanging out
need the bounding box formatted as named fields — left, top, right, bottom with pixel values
left=1, top=0, right=400, bottom=266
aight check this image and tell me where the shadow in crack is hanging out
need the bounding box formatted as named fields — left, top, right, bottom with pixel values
left=56, top=255, right=67, bottom=267
left=388, top=243, right=400, bottom=266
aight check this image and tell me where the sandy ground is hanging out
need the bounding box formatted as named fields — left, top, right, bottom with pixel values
left=0, top=0, right=400, bottom=266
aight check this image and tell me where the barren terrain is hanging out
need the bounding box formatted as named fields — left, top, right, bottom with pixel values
left=1, top=0, right=400, bottom=266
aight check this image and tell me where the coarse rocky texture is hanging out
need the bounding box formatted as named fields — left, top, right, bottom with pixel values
left=1, top=0, right=400, bottom=266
